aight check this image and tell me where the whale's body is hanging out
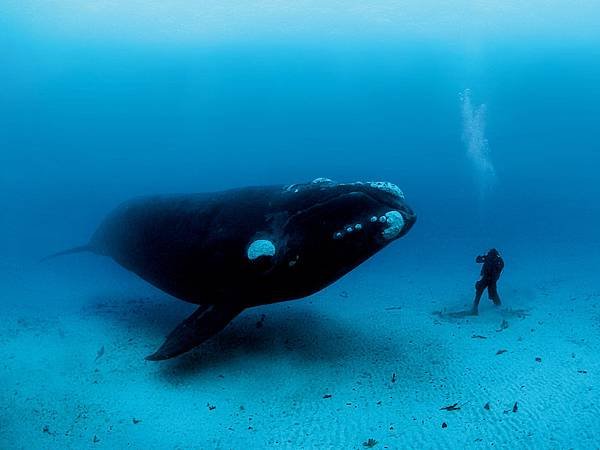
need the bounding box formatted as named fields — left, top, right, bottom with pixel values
left=48, top=179, right=416, bottom=360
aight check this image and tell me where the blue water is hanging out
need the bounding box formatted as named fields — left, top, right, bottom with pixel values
left=3, top=36, right=600, bottom=259
left=2, top=4, right=600, bottom=448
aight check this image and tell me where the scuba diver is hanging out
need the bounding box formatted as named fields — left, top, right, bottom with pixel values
left=471, top=248, right=504, bottom=315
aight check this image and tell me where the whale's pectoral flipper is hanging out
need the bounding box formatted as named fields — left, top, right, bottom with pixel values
left=145, top=304, right=244, bottom=361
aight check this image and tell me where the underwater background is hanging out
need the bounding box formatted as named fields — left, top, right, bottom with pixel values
left=1, top=2, right=600, bottom=448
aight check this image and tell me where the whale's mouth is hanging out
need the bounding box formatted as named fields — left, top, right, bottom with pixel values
left=310, top=178, right=404, bottom=198
left=305, top=178, right=406, bottom=207
left=283, top=178, right=416, bottom=243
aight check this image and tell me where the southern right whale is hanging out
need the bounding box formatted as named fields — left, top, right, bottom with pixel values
left=45, top=178, right=416, bottom=360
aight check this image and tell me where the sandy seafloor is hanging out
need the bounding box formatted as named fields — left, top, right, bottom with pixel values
left=1, top=239, right=599, bottom=449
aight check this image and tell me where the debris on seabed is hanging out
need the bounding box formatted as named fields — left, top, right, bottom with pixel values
left=363, top=438, right=378, bottom=448
left=496, top=319, right=509, bottom=332
left=95, top=345, right=105, bottom=361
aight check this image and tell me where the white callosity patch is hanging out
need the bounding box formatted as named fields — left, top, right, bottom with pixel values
left=381, top=211, right=405, bottom=240
left=285, top=178, right=334, bottom=193
left=247, top=239, right=276, bottom=260
left=311, top=177, right=334, bottom=185
left=339, top=223, right=362, bottom=236
left=368, top=181, right=405, bottom=199
left=333, top=208, right=406, bottom=241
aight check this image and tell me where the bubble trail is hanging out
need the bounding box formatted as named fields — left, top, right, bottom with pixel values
left=460, top=89, right=496, bottom=204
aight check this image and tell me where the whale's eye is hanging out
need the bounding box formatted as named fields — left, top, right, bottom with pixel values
left=247, top=239, right=276, bottom=261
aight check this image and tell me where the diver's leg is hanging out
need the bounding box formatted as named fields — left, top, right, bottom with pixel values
left=471, top=280, right=485, bottom=315
left=488, top=282, right=501, bottom=306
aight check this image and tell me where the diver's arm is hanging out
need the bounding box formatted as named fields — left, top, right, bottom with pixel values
left=476, top=255, right=485, bottom=264
left=497, top=258, right=505, bottom=273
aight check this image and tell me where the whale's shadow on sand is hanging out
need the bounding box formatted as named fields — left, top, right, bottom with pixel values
left=87, top=295, right=446, bottom=381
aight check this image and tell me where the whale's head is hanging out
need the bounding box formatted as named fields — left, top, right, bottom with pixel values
left=247, top=178, right=416, bottom=299
left=286, top=178, right=416, bottom=242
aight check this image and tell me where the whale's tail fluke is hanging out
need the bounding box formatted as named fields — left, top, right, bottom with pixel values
left=40, top=244, right=95, bottom=262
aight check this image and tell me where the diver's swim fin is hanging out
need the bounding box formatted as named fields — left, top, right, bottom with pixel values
left=145, top=303, right=244, bottom=361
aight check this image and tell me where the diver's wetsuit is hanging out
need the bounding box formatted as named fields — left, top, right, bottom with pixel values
left=472, top=249, right=504, bottom=313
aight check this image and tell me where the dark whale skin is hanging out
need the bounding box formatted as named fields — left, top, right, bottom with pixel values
left=49, top=179, right=416, bottom=360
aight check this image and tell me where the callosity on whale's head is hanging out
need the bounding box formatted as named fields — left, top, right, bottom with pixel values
left=249, top=178, right=416, bottom=299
